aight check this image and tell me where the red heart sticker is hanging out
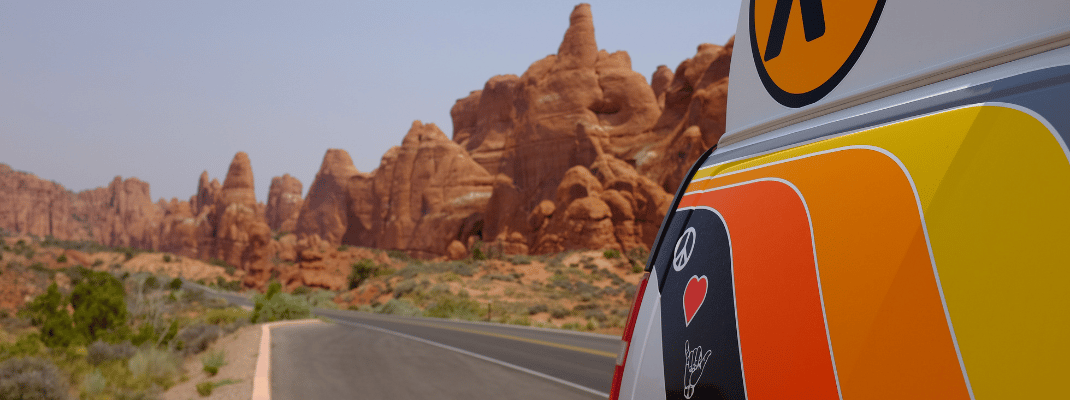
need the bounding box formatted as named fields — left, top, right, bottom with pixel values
left=683, top=275, right=708, bottom=327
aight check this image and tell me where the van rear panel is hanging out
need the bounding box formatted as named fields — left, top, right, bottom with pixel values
left=620, top=21, right=1070, bottom=400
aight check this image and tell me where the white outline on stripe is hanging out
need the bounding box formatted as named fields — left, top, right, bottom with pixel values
left=670, top=206, right=747, bottom=400
left=681, top=177, right=844, bottom=400
left=331, top=319, right=610, bottom=399
left=683, top=102, right=1070, bottom=399
left=683, top=145, right=977, bottom=399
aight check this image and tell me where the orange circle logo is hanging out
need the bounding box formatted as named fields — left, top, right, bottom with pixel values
left=749, top=0, right=885, bottom=108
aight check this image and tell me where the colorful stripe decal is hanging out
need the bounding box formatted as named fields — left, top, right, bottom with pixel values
left=684, top=104, right=1070, bottom=399
left=684, top=179, right=840, bottom=400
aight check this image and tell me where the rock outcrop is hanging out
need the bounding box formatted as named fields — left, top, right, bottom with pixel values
left=295, top=122, right=495, bottom=257
left=0, top=164, right=89, bottom=240
left=637, top=39, right=733, bottom=191
left=211, top=152, right=273, bottom=286
left=75, top=176, right=163, bottom=250
left=293, top=149, right=365, bottom=244
left=266, top=174, right=303, bottom=233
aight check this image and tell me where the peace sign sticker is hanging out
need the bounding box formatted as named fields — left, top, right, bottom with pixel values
left=673, top=227, right=697, bottom=272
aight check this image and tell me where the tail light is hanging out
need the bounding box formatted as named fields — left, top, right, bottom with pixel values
left=609, top=271, right=650, bottom=400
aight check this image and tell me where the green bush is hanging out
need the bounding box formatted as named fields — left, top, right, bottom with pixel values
left=203, top=308, right=249, bottom=326
left=423, top=296, right=484, bottom=320
left=92, top=259, right=104, bottom=267
left=0, top=357, right=68, bottom=400
left=348, top=259, right=380, bottom=289
left=71, top=270, right=129, bottom=343
left=168, top=277, right=183, bottom=291
left=250, top=282, right=311, bottom=323
left=196, top=381, right=213, bottom=396
left=291, top=285, right=311, bottom=296
left=56, top=254, right=68, bottom=263
left=162, top=254, right=172, bottom=263
left=18, top=283, right=79, bottom=347
left=201, top=349, right=226, bottom=376
left=603, top=249, right=621, bottom=259
left=375, top=299, right=421, bottom=316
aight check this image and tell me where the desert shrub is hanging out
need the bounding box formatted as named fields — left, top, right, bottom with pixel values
left=393, top=280, right=419, bottom=298
left=202, top=308, right=249, bottom=326
left=167, top=278, right=182, bottom=291
left=87, top=340, right=136, bottom=365
left=375, top=299, right=421, bottom=316
left=304, top=290, right=338, bottom=309
left=208, top=258, right=236, bottom=275
left=505, top=254, right=533, bottom=265
left=603, top=249, right=621, bottom=259
left=250, top=282, right=311, bottom=323
left=201, top=349, right=226, bottom=376
left=386, top=250, right=415, bottom=262
left=348, top=259, right=379, bottom=289
left=19, top=283, right=79, bottom=348
left=55, top=254, right=68, bottom=263
left=0, top=334, right=43, bottom=360
left=337, top=244, right=349, bottom=252
left=584, top=308, right=608, bottom=322
left=291, top=286, right=311, bottom=296
left=423, top=296, right=483, bottom=320
left=70, top=270, right=129, bottom=343
left=175, top=323, right=222, bottom=356
left=162, top=254, right=171, bottom=263
left=527, top=303, right=549, bottom=315
left=0, top=357, right=68, bottom=400
left=482, top=274, right=516, bottom=282
left=622, top=283, right=639, bottom=299
left=550, top=307, right=570, bottom=319
left=83, top=368, right=107, bottom=396
left=196, top=381, right=213, bottom=396
left=128, top=347, right=179, bottom=387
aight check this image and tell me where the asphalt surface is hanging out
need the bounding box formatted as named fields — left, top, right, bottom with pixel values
left=189, top=282, right=619, bottom=399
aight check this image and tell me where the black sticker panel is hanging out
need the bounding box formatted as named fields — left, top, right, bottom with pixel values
left=661, top=208, right=745, bottom=400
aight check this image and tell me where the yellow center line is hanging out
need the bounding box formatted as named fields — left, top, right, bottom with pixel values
left=356, top=315, right=617, bottom=358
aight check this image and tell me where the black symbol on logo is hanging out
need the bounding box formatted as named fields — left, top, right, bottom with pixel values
left=673, top=227, right=697, bottom=272
left=764, top=0, right=826, bottom=61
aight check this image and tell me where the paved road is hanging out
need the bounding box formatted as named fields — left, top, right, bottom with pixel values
left=188, top=282, right=619, bottom=399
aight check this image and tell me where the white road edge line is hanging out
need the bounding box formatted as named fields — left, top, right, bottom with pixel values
left=251, top=319, right=325, bottom=400
left=333, top=319, right=610, bottom=399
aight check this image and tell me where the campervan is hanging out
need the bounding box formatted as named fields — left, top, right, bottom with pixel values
left=611, top=1, right=1070, bottom=399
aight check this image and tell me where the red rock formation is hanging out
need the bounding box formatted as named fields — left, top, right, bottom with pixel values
left=0, top=164, right=89, bottom=240
left=212, top=152, right=273, bottom=285
left=477, top=3, right=663, bottom=251
left=158, top=198, right=198, bottom=258
left=74, top=176, right=162, bottom=250
left=638, top=39, right=733, bottom=191
left=451, top=74, right=521, bottom=176
left=266, top=174, right=303, bottom=233
left=293, top=149, right=364, bottom=244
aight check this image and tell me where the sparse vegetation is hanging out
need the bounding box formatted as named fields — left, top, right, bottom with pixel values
left=201, top=349, right=225, bottom=376
left=250, top=281, right=311, bottom=323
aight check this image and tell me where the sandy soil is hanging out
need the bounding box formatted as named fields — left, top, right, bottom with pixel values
left=161, top=324, right=262, bottom=400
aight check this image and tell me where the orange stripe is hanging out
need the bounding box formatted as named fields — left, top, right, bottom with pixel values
left=690, top=180, right=839, bottom=400
left=696, top=148, right=969, bottom=400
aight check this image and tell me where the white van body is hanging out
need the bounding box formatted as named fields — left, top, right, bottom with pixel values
left=612, top=1, right=1070, bottom=399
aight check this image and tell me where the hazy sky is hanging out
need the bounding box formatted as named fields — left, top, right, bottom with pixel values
left=0, top=1, right=739, bottom=203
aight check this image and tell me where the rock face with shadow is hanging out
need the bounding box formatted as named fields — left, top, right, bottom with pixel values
left=266, top=174, right=303, bottom=234
left=294, top=121, right=494, bottom=258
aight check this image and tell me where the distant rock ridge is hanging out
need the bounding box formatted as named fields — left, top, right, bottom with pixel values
left=0, top=3, right=733, bottom=289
